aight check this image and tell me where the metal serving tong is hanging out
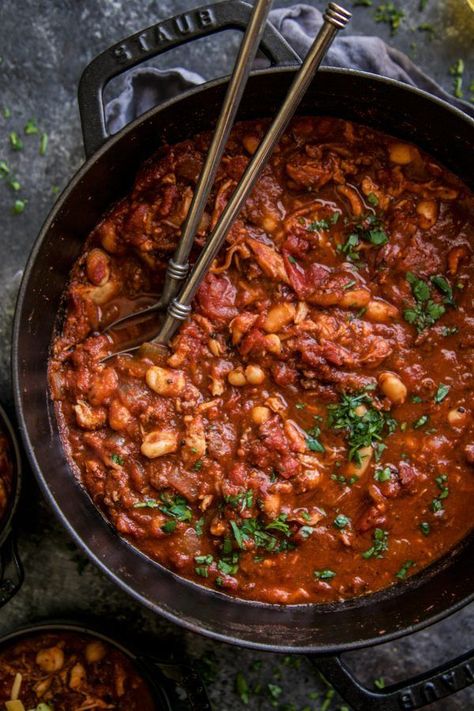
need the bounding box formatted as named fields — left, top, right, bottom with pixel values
left=105, top=1, right=351, bottom=360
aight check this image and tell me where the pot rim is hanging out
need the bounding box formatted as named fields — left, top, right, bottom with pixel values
left=0, top=401, right=22, bottom=547
left=12, top=65, right=474, bottom=653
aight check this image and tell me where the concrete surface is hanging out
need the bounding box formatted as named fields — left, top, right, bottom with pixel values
left=0, top=1, right=473, bottom=709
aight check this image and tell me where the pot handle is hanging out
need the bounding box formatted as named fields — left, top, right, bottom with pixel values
left=308, top=651, right=474, bottom=710
left=0, top=531, right=23, bottom=606
left=78, top=0, right=300, bottom=158
left=138, top=655, right=212, bottom=710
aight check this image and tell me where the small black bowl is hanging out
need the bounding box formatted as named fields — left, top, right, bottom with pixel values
left=0, top=620, right=210, bottom=710
left=0, top=401, right=23, bottom=607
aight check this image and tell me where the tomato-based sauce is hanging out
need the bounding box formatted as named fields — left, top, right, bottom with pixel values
left=49, top=117, right=474, bottom=604
left=0, top=631, right=155, bottom=709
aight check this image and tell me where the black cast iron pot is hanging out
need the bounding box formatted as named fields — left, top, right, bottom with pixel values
left=0, top=620, right=210, bottom=710
left=12, top=2, right=474, bottom=709
left=0, top=402, right=23, bottom=608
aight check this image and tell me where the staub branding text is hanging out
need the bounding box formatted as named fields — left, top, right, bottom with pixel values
left=111, top=8, right=217, bottom=64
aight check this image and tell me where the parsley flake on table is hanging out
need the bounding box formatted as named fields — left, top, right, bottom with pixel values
left=450, top=58, right=464, bottom=99
left=235, top=672, right=250, bottom=704
left=374, top=2, right=405, bottom=35
left=9, top=131, right=23, bottom=151
left=11, top=198, right=27, bottom=214
left=39, top=132, right=49, bottom=156
left=24, top=118, right=39, bottom=135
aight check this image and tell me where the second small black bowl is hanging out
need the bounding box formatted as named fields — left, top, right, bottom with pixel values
left=0, top=620, right=211, bottom=710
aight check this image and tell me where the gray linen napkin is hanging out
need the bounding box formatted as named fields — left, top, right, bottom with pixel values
left=106, top=3, right=474, bottom=134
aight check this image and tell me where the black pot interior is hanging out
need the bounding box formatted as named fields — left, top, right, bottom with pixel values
left=13, top=68, right=474, bottom=652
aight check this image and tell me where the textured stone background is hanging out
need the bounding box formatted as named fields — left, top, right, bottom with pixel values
left=0, top=1, right=473, bottom=709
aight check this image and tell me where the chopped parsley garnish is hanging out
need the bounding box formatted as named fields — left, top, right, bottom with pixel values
left=266, top=514, right=291, bottom=535
left=110, top=453, right=124, bottom=466
left=334, top=514, right=350, bottom=529
left=134, top=498, right=160, bottom=509
left=295, top=401, right=306, bottom=410
left=434, top=384, right=450, bottom=404
left=404, top=272, right=446, bottom=332
left=235, top=672, right=250, bottom=704
left=299, top=525, right=314, bottom=539
left=431, top=474, right=449, bottom=512
left=411, top=395, right=423, bottom=403
left=267, top=683, right=282, bottom=701
left=12, top=198, right=27, bottom=214
left=0, top=160, right=9, bottom=178
left=328, top=391, right=392, bottom=463
left=134, top=491, right=193, bottom=521
left=192, top=459, right=203, bottom=471
left=338, top=213, right=388, bottom=263
left=24, top=118, right=38, bottom=135
left=39, top=132, right=48, bottom=156
left=161, top=520, right=177, bottom=534
left=195, top=554, right=213, bottom=565
left=420, top=521, right=430, bottom=536
left=194, top=517, right=205, bottom=536
left=230, top=515, right=293, bottom=553
left=374, top=466, right=391, bottom=482
left=308, top=218, right=330, bottom=232
left=373, top=441, right=387, bottom=462
left=331, top=473, right=358, bottom=486
left=450, top=59, right=464, bottom=99
left=413, top=414, right=429, bottom=429
left=374, top=677, right=386, bottom=690
left=339, top=233, right=360, bottom=262
left=9, top=178, right=20, bottom=192
left=217, top=551, right=239, bottom=575
left=195, top=566, right=209, bottom=578
left=374, top=2, right=405, bottom=35
left=3, top=106, right=11, bottom=119
left=9, top=131, right=23, bottom=151
left=287, top=255, right=297, bottom=264
left=225, top=489, right=253, bottom=512
left=395, top=560, right=415, bottom=580
left=195, top=553, right=214, bottom=578
left=343, top=279, right=357, bottom=290
left=362, top=528, right=389, bottom=559
left=306, top=424, right=325, bottom=453
left=431, top=275, right=455, bottom=307
left=314, top=569, right=336, bottom=580
left=367, top=192, right=379, bottom=206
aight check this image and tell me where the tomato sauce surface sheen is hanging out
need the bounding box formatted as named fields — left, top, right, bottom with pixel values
left=49, top=117, right=474, bottom=605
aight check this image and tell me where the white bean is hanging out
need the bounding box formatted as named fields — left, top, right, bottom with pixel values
left=141, top=431, right=178, bottom=459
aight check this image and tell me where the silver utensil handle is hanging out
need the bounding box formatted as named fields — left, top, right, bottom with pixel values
left=158, top=0, right=273, bottom=308
left=157, top=2, right=351, bottom=345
